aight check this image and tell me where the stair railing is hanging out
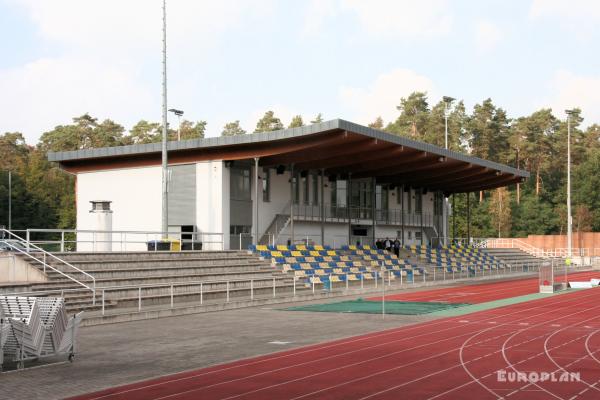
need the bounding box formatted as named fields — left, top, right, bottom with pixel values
left=0, top=229, right=96, bottom=304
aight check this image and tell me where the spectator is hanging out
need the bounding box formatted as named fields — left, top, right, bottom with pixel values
left=394, top=238, right=401, bottom=257
left=384, top=238, right=392, bottom=252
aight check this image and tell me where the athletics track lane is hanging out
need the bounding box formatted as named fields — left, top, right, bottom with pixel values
left=367, top=270, right=600, bottom=304
left=70, top=283, right=600, bottom=400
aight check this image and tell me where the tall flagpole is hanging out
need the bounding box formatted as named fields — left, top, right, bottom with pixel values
left=161, top=0, right=169, bottom=237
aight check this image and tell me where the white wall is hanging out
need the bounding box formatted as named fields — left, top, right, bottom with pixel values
left=196, top=161, right=228, bottom=250
left=76, top=166, right=162, bottom=251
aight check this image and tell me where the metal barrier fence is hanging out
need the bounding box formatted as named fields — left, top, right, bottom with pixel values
left=2, top=260, right=589, bottom=317
left=10, top=229, right=224, bottom=252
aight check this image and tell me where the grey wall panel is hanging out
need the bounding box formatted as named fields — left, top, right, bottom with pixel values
left=168, top=164, right=196, bottom=226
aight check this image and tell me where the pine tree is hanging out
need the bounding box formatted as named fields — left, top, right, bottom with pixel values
left=254, top=111, right=284, bottom=133
left=221, top=120, right=246, bottom=136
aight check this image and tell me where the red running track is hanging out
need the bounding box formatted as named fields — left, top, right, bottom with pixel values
left=71, top=284, right=600, bottom=400
left=367, top=270, right=600, bottom=304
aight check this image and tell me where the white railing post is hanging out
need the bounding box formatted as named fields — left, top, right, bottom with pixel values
left=170, top=284, right=174, bottom=308
left=61, top=231, right=65, bottom=252
left=138, top=287, right=142, bottom=312
left=361, top=273, right=364, bottom=290
left=26, top=229, right=30, bottom=252
left=346, top=274, right=349, bottom=291
left=226, top=281, right=230, bottom=302
left=273, top=277, right=276, bottom=298
left=102, top=289, right=105, bottom=315
left=250, top=279, right=254, bottom=300
left=293, top=277, right=296, bottom=297
left=312, top=275, right=315, bottom=294
left=200, top=282, right=203, bottom=304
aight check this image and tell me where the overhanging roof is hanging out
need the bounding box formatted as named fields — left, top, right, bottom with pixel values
left=48, top=119, right=529, bottom=194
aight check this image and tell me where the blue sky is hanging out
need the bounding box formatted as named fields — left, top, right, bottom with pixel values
left=1, top=0, right=600, bottom=144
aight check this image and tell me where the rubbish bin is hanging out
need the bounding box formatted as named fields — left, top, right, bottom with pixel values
left=147, top=239, right=179, bottom=251
left=181, top=241, right=202, bottom=251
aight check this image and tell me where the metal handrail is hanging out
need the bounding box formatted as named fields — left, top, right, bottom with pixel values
left=21, top=228, right=225, bottom=252
left=0, top=229, right=96, bottom=303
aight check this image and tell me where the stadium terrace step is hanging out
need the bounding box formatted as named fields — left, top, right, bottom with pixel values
left=481, top=248, right=541, bottom=266
left=2, top=250, right=292, bottom=320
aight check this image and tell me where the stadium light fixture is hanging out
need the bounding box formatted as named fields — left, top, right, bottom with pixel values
left=565, top=109, right=576, bottom=260
left=443, top=96, right=455, bottom=150
left=168, top=108, right=184, bottom=141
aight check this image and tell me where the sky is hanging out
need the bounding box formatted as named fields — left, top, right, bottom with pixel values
left=1, top=0, right=600, bottom=144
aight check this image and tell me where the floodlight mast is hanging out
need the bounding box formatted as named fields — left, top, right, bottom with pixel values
left=161, top=0, right=169, bottom=238
left=565, top=109, right=576, bottom=260
left=443, top=96, right=455, bottom=150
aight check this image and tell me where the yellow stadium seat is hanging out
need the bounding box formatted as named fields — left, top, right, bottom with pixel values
left=277, top=245, right=288, bottom=251
left=291, top=251, right=302, bottom=257
left=296, top=245, right=306, bottom=250
left=256, top=245, right=268, bottom=251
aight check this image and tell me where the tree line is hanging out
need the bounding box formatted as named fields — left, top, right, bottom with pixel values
left=1, top=93, right=599, bottom=239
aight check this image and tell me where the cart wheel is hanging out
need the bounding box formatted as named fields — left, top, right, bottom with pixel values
left=68, top=353, right=75, bottom=362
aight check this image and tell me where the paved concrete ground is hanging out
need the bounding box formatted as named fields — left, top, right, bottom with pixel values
left=1, top=292, right=440, bottom=400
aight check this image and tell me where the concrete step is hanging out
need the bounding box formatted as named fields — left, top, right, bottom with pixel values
left=50, top=250, right=250, bottom=262
left=26, top=257, right=268, bottom=272
left=46, top=265, right=278, bottom=281
left=28, top=273, right=291, bottom=292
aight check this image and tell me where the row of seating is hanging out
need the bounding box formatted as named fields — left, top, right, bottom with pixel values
left=249, top=244, right=425, bottom=286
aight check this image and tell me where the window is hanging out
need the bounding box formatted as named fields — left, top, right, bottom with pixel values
left=292, top=173, right=299, bottom=204
left=262, top=168, right=270, bottom=202
left=302, top=175, right=309, bottom=204
left=415, top=191, right=422, bottom=214
left=313, top=174, right=319, bottom=205
left=415, top=231, right=422, bottom=241
left=230, top=168, right=251, bottom=200
left=330, top=180, right=336, bottom=205
left=434, top=191, right=443, bottom=216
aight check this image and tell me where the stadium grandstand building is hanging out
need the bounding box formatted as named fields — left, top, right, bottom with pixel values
left=48, top=119, right=528, bottom=251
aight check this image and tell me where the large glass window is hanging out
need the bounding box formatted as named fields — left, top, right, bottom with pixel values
left=302, top=175, right=309, bottom=204
left=313, top=174, right=319, bottom=205
left=230, top=168, right=251, bottom=200
left=415, top=191, right=422, bottom=214
left=293, top=173, right=299, bottom=204
left=262, top=168, right=270, bottom=202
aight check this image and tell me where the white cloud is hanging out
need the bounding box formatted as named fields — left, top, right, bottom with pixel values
left=474, top=20, right=502, bottom=52
left=338, top=68, right=437, bottom=125
left=2, top=0, right=274, bottom=143
left=0, top=56, right=153, bottom=142
left=530, top=0, right=600, bottom=36
left=302, top=0, right=337, bottom=36
left=540, top=69, right=600, bottom=126
left=302, top=0, right=452, bottom=38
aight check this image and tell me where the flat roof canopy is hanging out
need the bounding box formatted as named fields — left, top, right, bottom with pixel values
left=48, top=119, right=528, bottom=194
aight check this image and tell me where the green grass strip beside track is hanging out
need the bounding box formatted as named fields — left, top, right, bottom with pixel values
left=427, top=288, right=582, bottom=317
left=285, top=299, right=471, bottom=315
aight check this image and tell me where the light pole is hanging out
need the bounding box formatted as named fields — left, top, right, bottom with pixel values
left=161, top=0, right=169, bottom=238
left=443, top=96, right=455, bottom=150
left=565, top=109, right=575, bottom=260
left=8, top=171, right=11, bottom=230
left=168, top=109, right=184, bottom=141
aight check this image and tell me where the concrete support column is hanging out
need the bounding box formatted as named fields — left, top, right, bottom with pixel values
left=290, top=164, right=294, bottom=245
left=320, top=169, right=325, bottom=246
left=467, top=192, right=471, bottom=246
left=254, top=157, right=259, bottom=245
left=452, top=193, right=456, bottom=245
left=371, top=177, right=376, bottom=246
left=347, top=173, right=352, bottom=246
left=400, top=185, right=405, bottom=246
